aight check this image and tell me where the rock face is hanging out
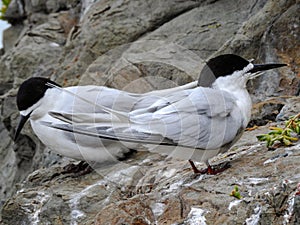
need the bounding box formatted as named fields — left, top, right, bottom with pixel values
left=2, top=128, right=300, bottom=225
left=0, top=0, right=299, bottom=224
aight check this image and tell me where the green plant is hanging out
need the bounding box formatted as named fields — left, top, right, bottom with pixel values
left=257, top=113, right=300, bottom=147
left=230, top=185, right=242, bottom=199
left=0, top=0, right=11, bottom=20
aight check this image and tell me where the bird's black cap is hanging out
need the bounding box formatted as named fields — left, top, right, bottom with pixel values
left=198, top=54, right=286, bottom=87
left=198, top=54, right=249, bottom=87
left=15, top=77, right=60, bottom=141
left=16, top=77, right=60, bottom=111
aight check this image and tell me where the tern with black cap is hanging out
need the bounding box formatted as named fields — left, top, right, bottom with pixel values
left=14, top=54, right=286, bottom=174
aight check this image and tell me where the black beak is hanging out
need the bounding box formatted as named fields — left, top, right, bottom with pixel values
left=249, top=63, right=287, bottom=73
left=14, top=113, right=31, bottom=141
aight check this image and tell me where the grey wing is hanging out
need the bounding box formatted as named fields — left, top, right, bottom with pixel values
left=129, top=87, right=244, bottom=149
left=62, top=82, right=198, bottom=114
left=48, top=90, right=193, bottom=125
left=45, top=89, right=195, bottom=149
left=47, top=87, right=244, bottom=150
left=40, top=121, right=175, bottom=146
left=66, top=86, right=138, bottom=113
left=51, top=84, right=196, bottom=124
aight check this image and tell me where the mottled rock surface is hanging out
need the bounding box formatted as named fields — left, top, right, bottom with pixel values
left=2, top=127, right=300, bottom=225
left=0, top=0, right=299, bottom=224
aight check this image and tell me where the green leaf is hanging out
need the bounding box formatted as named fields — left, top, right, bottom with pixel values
left=230, top=186, right=242, bottom=199
left=3, top=0, right=10, bottom=7
left=257, top=134, right=268, bottom=141
left=256, top=113, right=300, bottom=148
left=283, top=138, right=292, bottom=146
left=296, top=126, right=300, bottom=134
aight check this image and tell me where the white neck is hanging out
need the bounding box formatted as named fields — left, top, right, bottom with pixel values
left=212, top=68, right=253, bottom=127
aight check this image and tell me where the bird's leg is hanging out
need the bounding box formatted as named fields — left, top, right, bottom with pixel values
left=188, top=159, right=230, bottom=175
left=206, top=161, right=231, bottom=175
left=188, top=160, right=208, bottom=174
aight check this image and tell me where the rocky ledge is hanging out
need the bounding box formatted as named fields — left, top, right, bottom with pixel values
left=1, top=125, right=300, bottom=224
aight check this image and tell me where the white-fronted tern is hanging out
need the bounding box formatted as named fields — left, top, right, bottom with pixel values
left=14, top=54, right=286, bottom=174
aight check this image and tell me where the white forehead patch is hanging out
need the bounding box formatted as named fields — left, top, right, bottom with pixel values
left=243, top=63, right=254, bottom=73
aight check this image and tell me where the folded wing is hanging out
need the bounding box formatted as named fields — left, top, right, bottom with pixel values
left=45, top=86, right=244, bottom=150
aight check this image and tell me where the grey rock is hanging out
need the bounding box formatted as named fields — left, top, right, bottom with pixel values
left=0, top=95, right=57, bottom=211
left=0, top=55, right=14, bottom=86
left=2, top=24, right=24, bottom=52
left=143, top=0, right=268, bottom=59
left=79, top=0, right=271, bottom=93
left=277, top=97, right=300, bottom=121
left=54, top=0, right=204, bottom=86
left=0, top=121, right=15, bottom=208
left=22, top=0, right=81, bottom=15
left=0, top=82, right=13, bottom=96
left=2, top=127, right=300, bottom=224
left=5, top=40, right=61, bottom=82
left=217, top=0, right=299, bottom=103
left=291, top=195, right=300, bottom=225
left=249, top=97, right=285, bottom=127
left=79, top=41, right=198, bottom=91
left=45, top=0, right=82, bottom=13
left=268, top=3, right=300, bottom=97
left=4, top=0, right=26, bottom=24
left=249, top=95, right=300, bottom=126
